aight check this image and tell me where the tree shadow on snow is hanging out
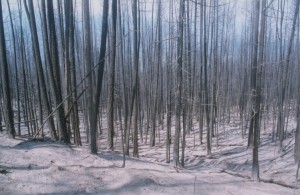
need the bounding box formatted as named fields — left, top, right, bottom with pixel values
left=12, top=138, right=71, bottom=150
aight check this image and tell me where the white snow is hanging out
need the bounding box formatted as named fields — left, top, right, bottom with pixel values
left=0, top=113, right=299, bottom=194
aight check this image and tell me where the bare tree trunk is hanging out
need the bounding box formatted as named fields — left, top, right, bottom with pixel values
left=173, top=0, right=185, bottom=167
left=249, top=0, right=263, bottom=181
left=293, top=0, right=300, bottom=181
left=117, top=0, right=128, bottom=162
left=46, top=0, right=69, bottom=143
left=0, top=101, right=3, bottom=132
left=150, top=0, right=162, bottom=147
left=124, top=7, right=132, bottom=155
left=166, top=0, right=173, bottom=162
left=186, top=0, right=192, bottom=135
left=117, top=102, right=126, bottom=167
left=20, top=1, right=31, bottom=136
left=132, top=0, right=140, bottom=158
left=88, top=0, right=109, bottom=154
left=203, top=0, right=211, bottom=156
left=296, top=68, right=300, bottom=180
left=198, top=0, right=204, bottom=145
left=166, top=64, right=172, bottom=163
left=107, top=0, right=118, bottom=150
left=0, top=0, right=15, bottom=138
left=65, top=0, right=81, bottom=145
left=62, top=0, right=71, bottom=139
left=83, top=0, right=92, bottom=145
left=7, top=0, right=21, bottom=136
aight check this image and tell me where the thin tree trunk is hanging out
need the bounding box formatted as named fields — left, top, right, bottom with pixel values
left=0, top=101, right=3, bottom=132
left=203, top=0, right=211, bottom=156
left=198, top=0, right=204, bottom=145
left=166, top=0, right=173, bottom=161
left=132, top=0, right=139, bottom=158
left=83, top=0, right=92, bottom=144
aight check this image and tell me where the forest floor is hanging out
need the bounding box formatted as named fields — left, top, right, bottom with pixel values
left=0, top=112, right=300, bottom=194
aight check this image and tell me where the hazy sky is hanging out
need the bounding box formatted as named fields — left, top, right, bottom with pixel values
left=2, top=0, right=248, bottom=18
left=2, top=0, right=295, bottom=40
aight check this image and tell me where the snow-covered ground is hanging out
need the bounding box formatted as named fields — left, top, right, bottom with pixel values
left=0, top=112, right=299, bottom=194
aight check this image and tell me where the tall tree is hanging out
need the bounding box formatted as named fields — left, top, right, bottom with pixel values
left=166, top=0, right=174, bottom=163
left=118, top=0, right=130, bottom=160
left=150, top=0, right=162, bottom=147
left=249, top=0, right=262, bottom=181
left=173, top=0, right=185, bottom=167
left=198, top=0, right=204, bottom=145
left=89, top=0, right=109, bottom=154
left=83, top=0, right=92, bottom=145
left=46, top=0, right=70, bottom=143
left=62, top=0, right=71, bottom=138
left=6, top=0, right=21, bottom=136
left=65, top=0, right=81, bottom=145
left=292, top=0, right=300, bottom=180
left=132, top=0, right=139, bottom=157
left=203, top=0, right=211, bottom=156
left=0, top=0, right=15, bottom=138
left=107, top=0, right=118, bottom=150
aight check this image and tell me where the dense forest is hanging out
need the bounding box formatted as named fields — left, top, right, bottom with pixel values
left=1, top=0, right=300, bottom=190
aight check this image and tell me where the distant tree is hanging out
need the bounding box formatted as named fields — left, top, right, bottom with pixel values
left=0, top=0, right=15, bottom=138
